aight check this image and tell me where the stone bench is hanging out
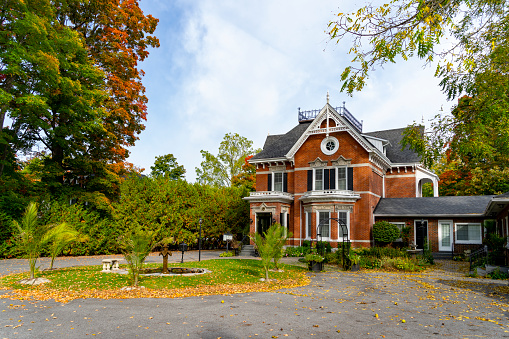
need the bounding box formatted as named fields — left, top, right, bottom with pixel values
left=102, top=259, right=120, bottom=272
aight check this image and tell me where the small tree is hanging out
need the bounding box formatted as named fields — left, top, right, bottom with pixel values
left=251, top=231, right=274, bottom=281
left=251, top=223, right=290, bottom=279
left=118, top=227, right=156, bottom=287
left=372, top=221, right=400, bottom=246
left=12, top=202, right=51, bottom=279
left=271, top=223, right=291, bottom=270
left=44, top=223, right=88, bottom=270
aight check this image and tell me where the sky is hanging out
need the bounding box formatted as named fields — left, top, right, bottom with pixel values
left=130, top=0, right=456, bottom=180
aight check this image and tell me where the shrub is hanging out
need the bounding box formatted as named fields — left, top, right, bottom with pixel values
left=356, top=246, right=408, bottom=259
left=304, top=253, right=324, bottom=263
left=372, top=221, right=400, bottom=244
left=315, top=241, right=332, bottom=254
left=284, top=246, right=309, bottom=257
left=219, top=251, right=235, bottom=257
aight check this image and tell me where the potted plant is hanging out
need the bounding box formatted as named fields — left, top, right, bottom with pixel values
left=349, top=254, right=361, bottom=271
left=304, top=253, right=324, bottom=272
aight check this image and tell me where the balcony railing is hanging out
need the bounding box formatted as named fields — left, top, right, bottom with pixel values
left=303, top=189, right=358, bottom=197
left=298, top=106, right=363, bottom=132
left=249, top=191, right=294, bottom=198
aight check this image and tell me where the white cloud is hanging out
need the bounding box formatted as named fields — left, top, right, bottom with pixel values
left=129, top=0, right=455, bottom=180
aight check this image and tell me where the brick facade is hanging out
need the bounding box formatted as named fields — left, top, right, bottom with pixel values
left=246, top=102, right=440, bottom=250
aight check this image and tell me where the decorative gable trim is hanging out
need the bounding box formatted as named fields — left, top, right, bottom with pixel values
left=285, top=105, right=388, bottom=165
left=332, top=155, right=352, bottom=166
left=309, top=157, right=328, bottom=168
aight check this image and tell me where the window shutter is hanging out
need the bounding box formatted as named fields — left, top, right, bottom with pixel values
left=329, top=168, right=336, bottom=190
left=287, top=214, right=290, bottom=229
left=307, top=170, right=313, bottom=191
left=283, top=172, right=288, bottom=192
left=268, top=173, right=272, bottom=191
left=324, top=169, right=330, bottom=190
left=280, top=213, right=284, bottom=226
left=347, top=167, right=354, bottom=191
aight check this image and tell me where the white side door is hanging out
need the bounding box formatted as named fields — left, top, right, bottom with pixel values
left=438, top=220, right=452, bottom=251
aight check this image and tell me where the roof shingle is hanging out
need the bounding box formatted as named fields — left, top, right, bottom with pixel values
left=374, top=195, right=496, bottom=216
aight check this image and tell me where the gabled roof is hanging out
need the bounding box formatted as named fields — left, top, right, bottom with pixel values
left=251, top=122, right=311, bottom=160
left=363, top=127, right=421, bottom=163
left=374, top=195, right=496, bottom=217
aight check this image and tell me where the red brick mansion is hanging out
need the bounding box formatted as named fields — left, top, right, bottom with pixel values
left=246, top=97, right=509, bottom=254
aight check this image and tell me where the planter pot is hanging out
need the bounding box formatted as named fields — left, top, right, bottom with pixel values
left=351, top=263, right=360, bottom=271
left=309, top=261, right=323, bottom=272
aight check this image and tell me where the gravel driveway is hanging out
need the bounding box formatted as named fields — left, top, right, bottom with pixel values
left=1, top=256, right=508, bottom=338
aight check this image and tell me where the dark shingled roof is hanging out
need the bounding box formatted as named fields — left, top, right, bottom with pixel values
left=363, top=127, right=421, bottom=163
left=495, top=192, right=509, bottom=199
left=252, top=122, right=311, bottom=160
left=374, top=195, right=496, bottom=216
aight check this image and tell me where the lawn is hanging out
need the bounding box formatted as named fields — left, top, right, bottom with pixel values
left=0, top=259, right=309, bottom=303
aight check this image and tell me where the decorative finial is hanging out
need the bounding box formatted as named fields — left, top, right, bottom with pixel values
left=326, top=91, right=329, bottom=104
left=343, top=101, right=346, bottom=108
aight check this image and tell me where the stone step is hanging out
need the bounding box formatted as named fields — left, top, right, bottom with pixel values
left=432, top=252, right=453, bottom=260
left=239, top=244, right=256, bottom=256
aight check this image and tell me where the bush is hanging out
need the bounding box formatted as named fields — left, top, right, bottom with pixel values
left=372, top=221, right=400, bottom=244
left=315, top=241, right=332, bottom=254
left=304, top=253, right=324, bottom=263
left=284, top=246, right=309, bottom=257
left=356, top=246, right=409, bottom=259
left=219, top=251, right=235, bottom=257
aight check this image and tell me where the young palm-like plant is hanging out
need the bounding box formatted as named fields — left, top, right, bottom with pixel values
left=251, top=231, right=274, bottom=281
left=118, top=227, right=156, bottom=287
left=44, top=223, right=89, bottom=270
left=12, top=202, right=50, bottom=280
left=271, top=223, right=292, bottom=271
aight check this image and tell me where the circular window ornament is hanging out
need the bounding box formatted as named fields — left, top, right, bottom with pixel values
left=321, top=136, right=338, bottom=155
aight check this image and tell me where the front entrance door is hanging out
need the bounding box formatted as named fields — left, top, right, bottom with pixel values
left=438, top=220, right=452, bottom=251
left=415, top=220, right=428, bottom=250
left=257, top=213, right=272, bottom=236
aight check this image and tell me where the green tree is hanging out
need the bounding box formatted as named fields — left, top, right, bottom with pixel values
left=150, top=154, right=186, bottom=180
left=196, top=133, right=257, bottom=187
left=328, top=0, right=508, bottom=99
left=1, top=0, right=159, bottom=208
left=372, top=221, right=400, bottom=246
left=231, top=155, right=257, bottom=191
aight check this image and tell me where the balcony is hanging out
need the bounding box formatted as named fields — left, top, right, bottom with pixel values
left=298, top=106, right=363, bottom=132
left=244, top=191, right=294, bottom=203
left=299, top=189, right=360, bottom=203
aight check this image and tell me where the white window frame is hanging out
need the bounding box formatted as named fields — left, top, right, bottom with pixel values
left=438, top=220, right=453, bottom=251
left=336, top=210, right=350, bottom=241
left=316, top=211, right=331, bottom=241
left=455, top=223, right=482, bottom=244
left=305, top=212, right=312, bottom=239
left=272, top=172, right=284, bottom=192
left=314, top=168, right=324, bottom=191
left=391, top=222, right=405, bottom=242
left=336, top=167, right=347, bottom=190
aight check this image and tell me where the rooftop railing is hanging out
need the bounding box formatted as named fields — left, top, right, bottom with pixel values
left=298, top=105, right=363, bottom=132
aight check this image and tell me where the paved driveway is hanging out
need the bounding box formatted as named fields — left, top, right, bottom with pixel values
left=1, top=257, right=508, bottom=338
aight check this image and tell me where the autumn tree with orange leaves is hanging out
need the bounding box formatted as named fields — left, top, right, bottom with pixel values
left=0, top=0, right=158, bottom=209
